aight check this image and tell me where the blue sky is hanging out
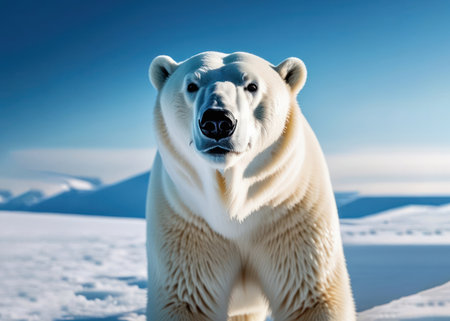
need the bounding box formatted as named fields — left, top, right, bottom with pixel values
left=1, top=0, right=450, bottom=194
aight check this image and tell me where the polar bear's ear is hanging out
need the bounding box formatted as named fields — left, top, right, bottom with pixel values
left=149, top=55, right=178, bottom=91
left=275, top=57, right=307, bottom=95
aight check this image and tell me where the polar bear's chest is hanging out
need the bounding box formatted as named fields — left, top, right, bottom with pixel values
left=179, top=188, right=267, bottom=240
left=201, top=204, right=268, bottom=240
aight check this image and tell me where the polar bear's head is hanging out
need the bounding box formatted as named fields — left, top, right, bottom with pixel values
left=149, top=52, right=306, bottom=169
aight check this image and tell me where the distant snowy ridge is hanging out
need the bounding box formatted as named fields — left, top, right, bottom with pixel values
left=28, top=171, right=149, bottom=217
left=0, top=190, right=12, bottom=204
left=341, top=204, right=450, bottom=245
left=338, top=195, right=450, bottom=218
left=335, top=191, right=359, bottom=207
left=2, top=189, right=45, bottom=208
left=358, top=281, right=450, bottom=320
left=58, top=174, right=101, bottom=191
left=0, top=173, right=102, bottom=211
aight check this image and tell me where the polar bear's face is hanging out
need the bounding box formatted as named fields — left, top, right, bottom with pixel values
left=149, top=52, right=306, bottom=169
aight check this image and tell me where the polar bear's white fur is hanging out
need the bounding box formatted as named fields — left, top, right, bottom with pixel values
left=146, top=52, right=355, bottom=320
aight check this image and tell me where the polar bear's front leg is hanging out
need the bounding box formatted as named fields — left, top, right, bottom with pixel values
left=147, top=213, right=241, bottom=321
left=254, top=251, right=354, bottom=321
left=250, top=208, right=355, bottom=321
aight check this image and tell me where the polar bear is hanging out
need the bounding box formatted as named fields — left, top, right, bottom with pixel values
left=146, top=51, right=355, bottom=321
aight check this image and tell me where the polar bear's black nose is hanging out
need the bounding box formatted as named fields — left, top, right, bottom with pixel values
left=199, top=109, right=237, bottom=141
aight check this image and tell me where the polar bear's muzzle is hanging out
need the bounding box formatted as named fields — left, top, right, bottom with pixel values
left=194, top=107, right=244, bottom=160
left=198, top=108, right=237, bottom=141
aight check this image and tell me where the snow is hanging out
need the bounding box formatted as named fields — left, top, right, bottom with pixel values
left=0, top=191, right=12, bottom=204
left=0, top=173, right=101, bottom=205
left=341, top=204, right=450, bottom=312
left=341, top=204, right=450, bottom=245
left=0, top=177, right=72, bottom=200
left=0, top=205, right=449, bottom=320
left=359, top=281, right=450, bottom=321
left=4, top=189, right=45, bottom=207
left=61, top=176, right=100, bottom=191
left=0, top=212, right=147, bottom=321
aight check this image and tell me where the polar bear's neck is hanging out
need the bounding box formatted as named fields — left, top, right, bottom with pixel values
left=154, top=102, right=332, bottom=239
left=214, top=105, right=307, bottom=219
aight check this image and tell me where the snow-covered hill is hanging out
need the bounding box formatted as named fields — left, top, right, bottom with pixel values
left=0, top=190, right=12, bottom=204
left=28, top=172, right=149, bottom=217
left=338, top=195, right=450, bottom=218
left=1, top=189, right=45, bottom=209
left=335, top=191, right=359, bottom=207
left=0, top=173, right=103, bottom=211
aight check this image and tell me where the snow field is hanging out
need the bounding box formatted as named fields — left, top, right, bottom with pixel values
left=0, top=212, right=147, bottom=321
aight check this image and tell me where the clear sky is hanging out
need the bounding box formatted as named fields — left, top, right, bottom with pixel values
left=1, top=0, right=450, bottom=194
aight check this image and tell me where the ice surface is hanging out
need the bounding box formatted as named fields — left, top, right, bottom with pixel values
left=359, top=281, right=450, bottom=321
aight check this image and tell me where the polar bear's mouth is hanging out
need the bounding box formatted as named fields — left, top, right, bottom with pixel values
left=195, top=140, right=245, bottom=159
left=202, top=145, right=243, bottom=156
left=206, top=146, right=233, bottom=155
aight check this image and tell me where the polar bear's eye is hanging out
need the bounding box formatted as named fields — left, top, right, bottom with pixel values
left=187, top=83, right=199, bottom=93
left=246, top=83, right=258, bottom=93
